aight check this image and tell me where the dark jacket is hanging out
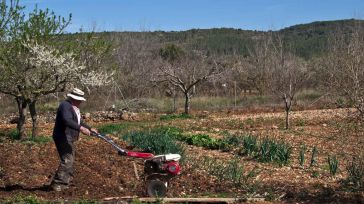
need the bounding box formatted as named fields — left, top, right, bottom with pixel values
left=53, top=100, right=91, bottom=143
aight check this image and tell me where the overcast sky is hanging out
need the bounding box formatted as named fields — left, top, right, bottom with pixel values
left=22, top=0, right=364, bottom=33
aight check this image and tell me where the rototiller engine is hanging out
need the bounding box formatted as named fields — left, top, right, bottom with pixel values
left=91, top=131, right=181, bottom=197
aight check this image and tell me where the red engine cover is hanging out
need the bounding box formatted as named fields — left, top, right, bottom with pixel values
left=164, top=161, right=181, bottom=175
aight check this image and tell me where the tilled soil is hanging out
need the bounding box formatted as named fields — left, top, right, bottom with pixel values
left=1, top=109, right=364, bottom=203
left=0, top=136, right=227, bottom=201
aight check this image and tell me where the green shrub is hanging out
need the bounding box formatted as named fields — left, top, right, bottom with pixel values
left=328, top=155, right=339, bottom=176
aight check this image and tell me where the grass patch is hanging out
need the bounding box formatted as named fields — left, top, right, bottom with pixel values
left=7, top=129, right=21, bottom=140
left=0, top=129, right=51, bottom=144
left=22, top=136, right=52, bottom=144
left=98, top=123, right=130, bottom=135
left=160, top=113, right=192, bottom=120
left=5, top=195, right=43, bottom=204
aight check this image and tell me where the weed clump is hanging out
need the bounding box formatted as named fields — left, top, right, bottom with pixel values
left=346, top=155, right=364, bottom=190
left=196, top=156, right=259, bottom=188
left=328, top=155, right=339, bottom=176
left=299, top=144, right=307, bottom=167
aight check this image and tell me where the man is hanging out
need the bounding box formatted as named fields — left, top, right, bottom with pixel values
left=51, top=88, right=97, bottom=191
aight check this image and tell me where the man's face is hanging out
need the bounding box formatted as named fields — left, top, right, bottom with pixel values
left=71, top=99, right=82, bottom=107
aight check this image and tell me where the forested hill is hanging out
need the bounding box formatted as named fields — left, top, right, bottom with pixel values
left=90, top=19, right=363, bottom=59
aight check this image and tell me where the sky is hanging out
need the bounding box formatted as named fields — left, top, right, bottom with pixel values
left=21, top=0, right=364, bottom=33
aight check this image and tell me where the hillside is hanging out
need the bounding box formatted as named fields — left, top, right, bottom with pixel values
left=89, top=19, right=363, bottom=59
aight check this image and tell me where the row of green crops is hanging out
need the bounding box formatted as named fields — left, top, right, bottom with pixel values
left=97, top=124, right=344, bottom=172
left=175, top=132, right=292, bottom=165
left=97, top=122, right=292, bottom=165
left=121, top=127, right=186, bottom=160
left=176, top=133, right=229, bottom=150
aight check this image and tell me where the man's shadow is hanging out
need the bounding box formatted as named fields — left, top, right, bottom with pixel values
left=0, top=184, right=52, bottom=192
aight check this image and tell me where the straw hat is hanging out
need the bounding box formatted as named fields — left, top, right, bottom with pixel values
left=67, top=88, right=86, bottom=101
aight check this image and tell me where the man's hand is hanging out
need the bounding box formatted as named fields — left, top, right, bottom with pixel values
left=80, top=126, right=91, bottom=136
left=91, top=128, right=99, bottom=134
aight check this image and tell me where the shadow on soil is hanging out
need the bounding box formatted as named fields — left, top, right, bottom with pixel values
left=1, top=184, right=51, bottom=192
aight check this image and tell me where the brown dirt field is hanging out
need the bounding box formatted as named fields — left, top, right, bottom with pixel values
left=1, top=108, right=364, bottom=203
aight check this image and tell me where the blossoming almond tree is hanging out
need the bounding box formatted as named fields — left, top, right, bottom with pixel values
left=0, top=2, right=113, bottom=138
left=0, top=41, right=112, bottom=138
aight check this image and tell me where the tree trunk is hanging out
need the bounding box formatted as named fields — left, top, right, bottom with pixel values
left=29, top=100, right=38, bottom=138
left=283, top=96, right=292, bottom=130
left=173, top=95, right=176, bottom=113
left=184, top=92, right=190, bottom=115
left=285, top=107, right=289, bottom=130
left=16, top=97, right=28, bottom=139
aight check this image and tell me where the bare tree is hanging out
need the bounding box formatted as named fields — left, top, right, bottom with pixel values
left=247, top=33, right=310, bottom=129
left=244, top=33, right=272, bottom=95
left=154, top=44, right=223, bottom=114
left=323, top=23, right=364, bottom=118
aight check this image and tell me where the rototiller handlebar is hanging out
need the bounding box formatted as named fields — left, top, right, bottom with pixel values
left=91, top=131, right=154, bottom=159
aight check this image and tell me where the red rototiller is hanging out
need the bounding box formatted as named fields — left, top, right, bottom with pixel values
left=91, top=131, right=181, bottom=197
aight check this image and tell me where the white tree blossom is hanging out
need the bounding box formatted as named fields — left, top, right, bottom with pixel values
left=23, top=41, right=113, bottom=95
